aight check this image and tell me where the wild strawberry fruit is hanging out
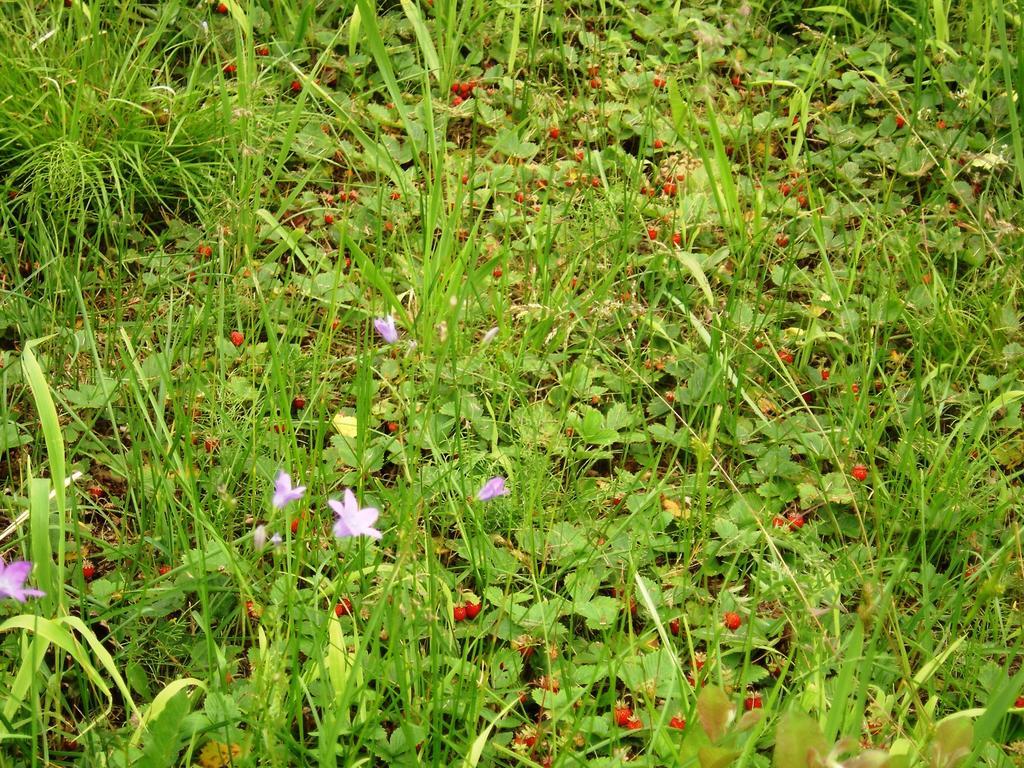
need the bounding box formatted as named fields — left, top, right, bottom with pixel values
left=245, top=600, right=262, bottom=619
left=549, top=126, right=560, bottom=140
left=466, top=602, right=482, bottom=619
left=87, top=486, right=105, bottom=500
left=587, top=65, right=600, bottom=77
left=669, top=618, right=680, bottom=635
left=197, top=244, right=213, bottom=258
left=647, top=227, right=658, bottom=240
left=257, top=45, right=269, bottom=56
left=387, top=421, right=399, bottom=433
left=203, top=437, right=219, bottom=453
left=492, top=266, right=503, bottom=278
left=653, top=138, right=664, bottom=149
left=1014, top=695, right=1024, bottom=708
left=662, top=182, right=677, bottom=196
left=775, top=232, right=789, bottom=247
left=158, top=564, right=171, bottom=576
left=82, top=561, right=96, bottom=580
left=779, top=182, right=791, bottom=196
left=215, top=2, right=228, bottom=13
left=324, top=213, right=334, bottom=225
left=223, top=63, right=237, bottom=75
left=744, top=693, right=763, bottom=710
left=335, top=598, right=353, bottom=617
left=778, top=349, right=794, bottom=364
left=452, top=95, right=463, bottom=106
left=653, top=75, right=666, bottom=88
left=895, top=114, right=905, bottom=129
left=669, top=715, right=686, bottom=729
left=851, top=383, right=860, bottom=394
left=290, top=80, right=302, bottom=93
left=453, top=604, right=467, bottom=622
left=851, top=464, right=868, bottom=482
left=731, top=74, right=741, bottom=88
left=786, top=511, right=805, bottom=529
left=229, top=330, right=244, bottom=347
left=797, top=194, right=808, bottom=208
left=292, top=395, right=306, bottom=410
left=290, top=517, right=300, bottom=534
left=772, top=515, right=789, bottom=528
left=820, top=368, right=830, bottom=381
left=723, top=611, right=742, bottom=631
left=589, top=77, right=602, bottom=89
left=626, top=718, right=643, bottom=730
left=937, top=118, right=946, bottom=129
left=614, top=706, right=634, bottom=727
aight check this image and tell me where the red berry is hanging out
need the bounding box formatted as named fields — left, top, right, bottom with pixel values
left=245, top=600, right=261, bottom=619
left=937, top=118, right=946, bottom=129
left=229, top=330, right=244, bottom=347
left=387, top=421, right=399, bottom=433
left=744, top=694, right=763, bottom=710
left=589, top=77, right=602, bottom=89
left=453, top=605, right=467, bottom=622
left=514, top=191, right=525, bottom=203
left=669, top=715, right=686, bottom=729
left=851, top=383, right=860, bottom=394
left=451, top=83, right=461, bottom=94
left=257, top=45, right=269, bottom=56
left=492, top=266, right=503, bottom=278
left=895, top=114, right=906, bottom=129
left=723, top=611, right=741, bottom=631
left=778, top=349, right=794, bottom=364
left=776, top=232, right=789, bottom=247
left=465, top=602, right=482, bottom=619
left=290, top=80, right=302, bottom=93
left=662, top=182, right=677, bottom=196
left=82, top=561, right=96, bottom=580
left=653, top=138, right=664, bottom=149
left=223, top=63, right=237, bottom=75
left=1014, top=695, right=1024, bottom=708
left=820, top=368, right=830, bottom=381
left=292, top=396, right=306, bottom=410
left=614, top=706, right=633, bottom=727
left=731, top=74, right=741, bottom=88
left=87, top=486, right=105, bottom=500
left=653, top=76, right=666, bottom=88
left=772, top=516, right=789, bottom=528
left=290, top=517, right=300, bottom=534
left=786, top=511, right=805, bottom=529
left=851, top=464, right=868, bottom=482
left=452, top=95, right=463, bottom=106
left=797, top=194, right=808, bottom=208
left=647, top=227, right=658, bottom=240
left=549, top=126, right=560, bottom=140
left=626, top=718, right=643, bottom=730
left=672, top=232, right=682, bottom=246
left=158, top=564, right=171, bottom=576
left=779, top=182, right=792, bottom=196
left=324, top=213, right=334, bottom=225
left=335, top=598, right=353, bottom=617
left=669, top=618, right=680, bottom=635
left=215, top=2, right=228, bottom=13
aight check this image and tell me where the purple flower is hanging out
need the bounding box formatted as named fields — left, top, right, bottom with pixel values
left=476, top=476, right=509, bottom=502
left=272, top=470, right=306, bottom=510
left=0, top=559, right=45, bottom=603
left=270, top=533, right=283, bottom=547
left=373, top=314, right=399, bottom=344
left=329, top=489, right=382, bottom=540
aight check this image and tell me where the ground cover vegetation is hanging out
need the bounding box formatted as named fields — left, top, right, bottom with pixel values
left=0, top=0, right=1023, bottom=765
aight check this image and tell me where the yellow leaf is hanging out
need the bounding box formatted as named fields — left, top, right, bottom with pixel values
left=661, top=495, right=686, bottom=519
left=332, top=411, right=358, bottom=437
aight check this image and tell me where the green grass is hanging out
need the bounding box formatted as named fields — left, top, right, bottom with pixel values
left=1, top=0, right=1023, bottom=766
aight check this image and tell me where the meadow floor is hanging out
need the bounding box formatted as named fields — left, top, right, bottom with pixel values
left=0, top=1, right=1023, bottom=766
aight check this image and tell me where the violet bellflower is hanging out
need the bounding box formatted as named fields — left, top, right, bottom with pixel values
left=330, top=489, right=382, bottom=540
left=0, top=559, right=45, bottom=603
left=272, top=470, right=306, bottom=510
left=476, top=476, right=509, bottom=502
left=373, top=315, right=399, bottom=345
